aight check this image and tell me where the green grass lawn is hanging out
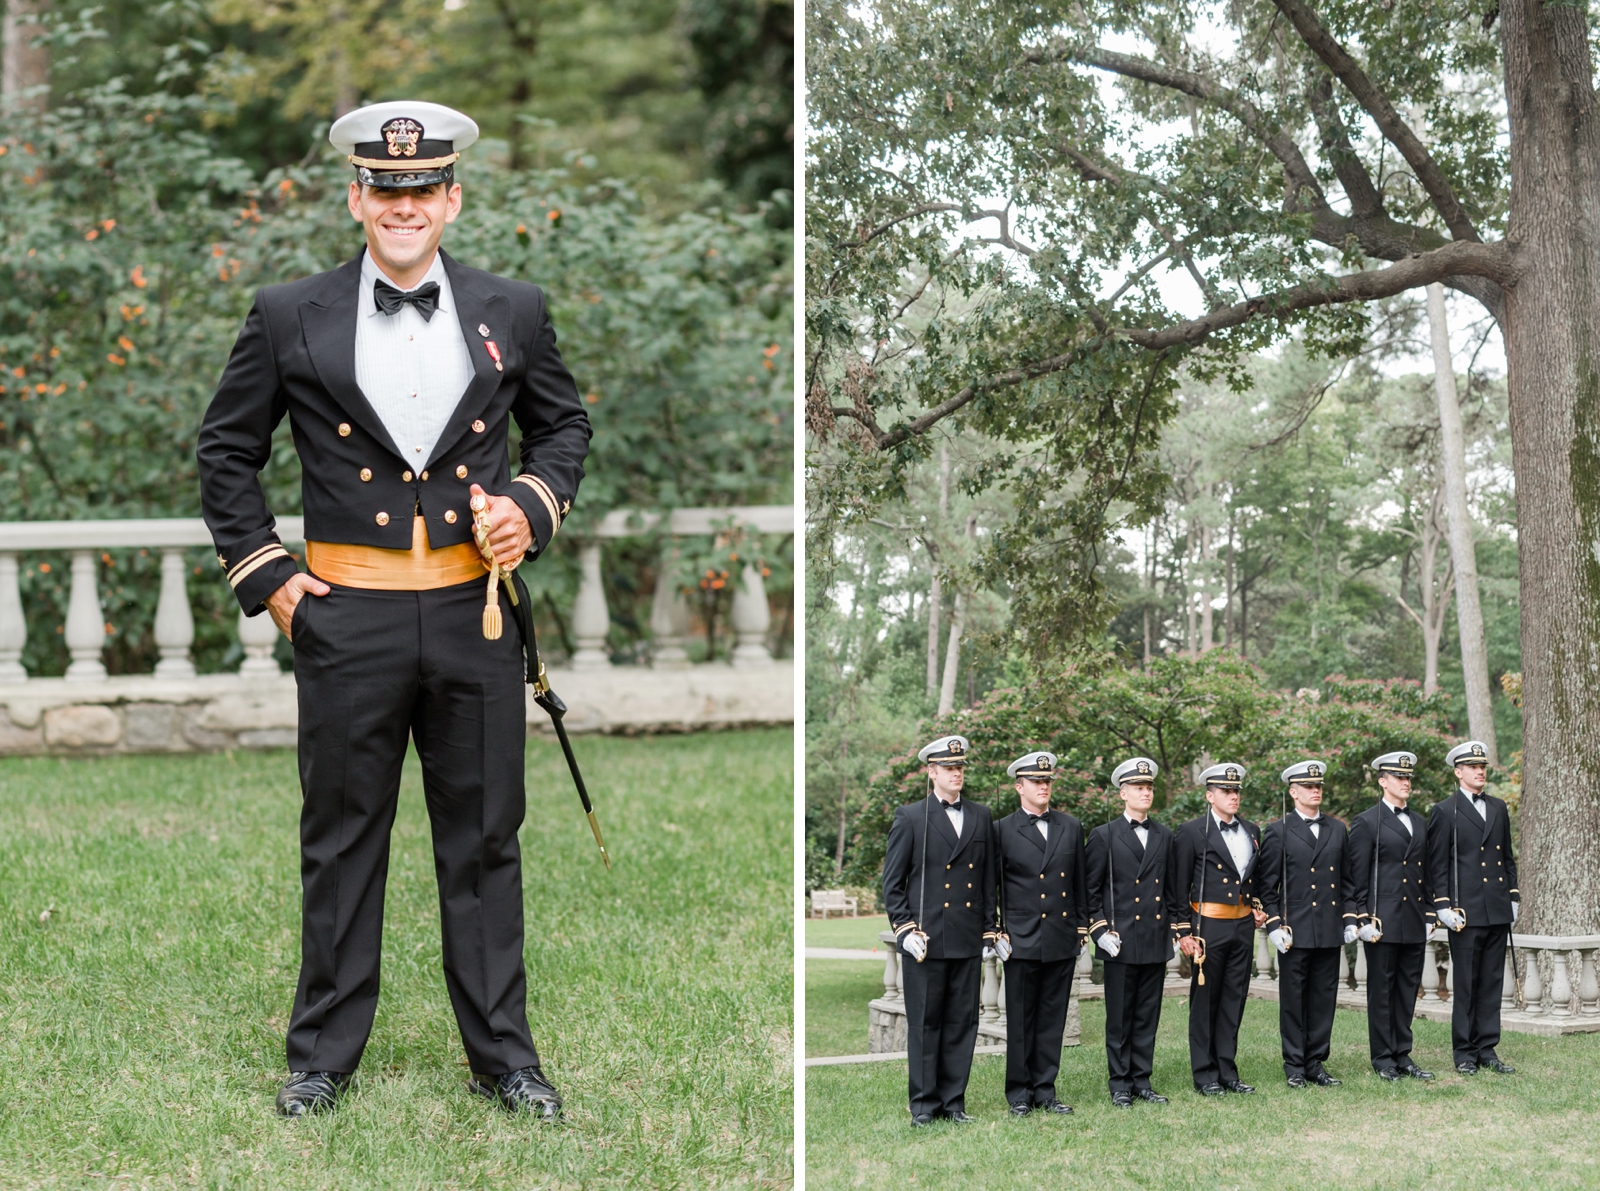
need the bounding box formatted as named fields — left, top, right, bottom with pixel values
left=804, top=915, right=891, bottom=951
left=0, top=729, right=792, bottom=1190
left=806, top=966, right=1600, bottom=1190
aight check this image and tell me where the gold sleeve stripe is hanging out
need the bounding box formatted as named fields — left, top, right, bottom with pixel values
left=225, top=542, right=280, bottom=579
left=527, top=475, right=563, bottom=530
left=512, top=475, right=561, bottom=535
left=227, top=544, right=291, bottom=589
left=892, top=922, right=915, bottom=936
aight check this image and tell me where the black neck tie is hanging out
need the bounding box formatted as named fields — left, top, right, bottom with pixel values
left=374, top=278, right=440, bottom=321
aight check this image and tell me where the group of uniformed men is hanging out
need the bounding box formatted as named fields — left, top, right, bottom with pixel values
left=882, top=736, right=1519, bottom=1124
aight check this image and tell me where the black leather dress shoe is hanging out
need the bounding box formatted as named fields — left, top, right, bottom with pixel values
left=1286, top=1075, right=1307, bottom=1088
left=1456, top=1061, right=1479, bottom=1075
left=276, top=1071, right=350, bottom=1117
left=1197, top=1083, right=1225, bottom=1097
left=1310, top=1071, right=1341, bottom=1087
left=911, top=1113, right=935, bottom=1127
left=1110, top=1091, right=1133, bottom=1108
left=1008, top=1102, right=1032, bottom=1116
left=469, top=1066, right=563, bottom=1119
left=1223, top=1080, right=1255, bottom=1094
left=1484, top=1057, right=1515, bottom=1074
left=1134, top=1088, right=1168, bottom=1104
left=947, top=1110, right=975, bottom=1123
left=1036, top=1098, right=1073, bottom=1115
left=1376, top=1067, right=1401, bottom=1082
left=1400, top=1063, right=1434, bottom=1080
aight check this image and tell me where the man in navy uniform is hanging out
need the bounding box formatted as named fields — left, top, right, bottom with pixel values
left=1085, top=757, right=1186, bottom=1108
left=1174, top=763, right=1264, bottom=1096
left=991, top=750, right=1086, bottom=1116
left=1349, top=751, right=1436, bottom=1081
left=197, top=101, right=591, bottom=1117
left=1257, top=760, right=1357, bottom=1088
left=1428, top=741, right=1519, bottom=1075
left=882, top=735, right=997, bottom=1125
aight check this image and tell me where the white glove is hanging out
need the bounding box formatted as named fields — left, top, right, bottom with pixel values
left=1512, top=902, right=1520, bottom=925
left=1437, top=908, right=1464, bottom=932
left=1268, top=928, right=1290, bottom=954
left=1343, top=924, right=1359, bottom=945
left=1098, top=932, right=1122, bottom=958
left=902, top=932, right=927, bottom=962
left=1358, top=922, right=1379, bottom=943
left=982, top=945, right=997, bottom=961
left=995, top=935, right=1013, bottom=962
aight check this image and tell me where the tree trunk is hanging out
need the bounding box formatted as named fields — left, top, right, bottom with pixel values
left=1500, top=0, right=1600, bottom=935
left=835, top=736, right=849, bottom=874
left=1199, top=514, right=1214, bottom=651
left=1426, top=283, right=1499, bottom=761
left=937, top=590, right=964, bottom=716
left=1, top=0, right=50, bottom=112
left=925, top=569, right=941, bottom=698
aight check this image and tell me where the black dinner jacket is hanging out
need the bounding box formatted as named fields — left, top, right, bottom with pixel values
left=1348, top=801, right=1434, bottom=944
left=883, top=794, right=996, bottom=961
left=197, top=249, right=592, bottom=614
left=994, top=808, right=1088, bottom=963
left=1085, top=815, right=1187, bottom=965
left=1173, top=813, right=1262, bottom=925
left=1426, top=789, right=1519, bottom=926
left=1257, top=813, right=1356, bottom=949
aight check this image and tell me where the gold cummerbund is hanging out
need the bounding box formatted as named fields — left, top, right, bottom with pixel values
left=306, top=516, right=487, bottom=591
left=1191, top=901, right=1255, bottom=920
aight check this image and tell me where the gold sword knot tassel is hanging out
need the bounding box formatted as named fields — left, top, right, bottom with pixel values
left=470, top=492, right=506, bottom=640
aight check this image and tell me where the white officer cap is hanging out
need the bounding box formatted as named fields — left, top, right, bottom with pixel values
left=1446, top=741, right=1491, bottom=768
left=917, top=735, right=970, bottom=766
left=1111, top=756, right=1158, bottom=785
left=1007, top=751, right=1057, bottom=780
left=1370, top=750, right=1417, bottom=776
left=1281, top=759, right=1327, bottom=785
left=330, top=101, right=480, bottom=188
left=1198, top=762, right=1246, bottom=789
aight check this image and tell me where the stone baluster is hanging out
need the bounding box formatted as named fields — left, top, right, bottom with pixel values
left=238, top=606, right=282, bottom=676
left=1502, top=947, right=1518, bottom=1014
left=1167, top=946, right=1182, bottom=985
left=1421, top=938, right=1441, bottom=1003
left=569, top=542, right=611, bottom=670
left=729, top=561, right=773, bottom=668
left=1551, top=949, right=1575, bottom=1017
left=64, top=550, right=107, bottom=680
left=883, top=945, right=902, bottom=1008
left=152, top=549, right=196, bottom=678
left=972, top=954, right=998, bottom=1030
left=996, top=961, right=1007, bottom=1027
left=1076, top=947, right=1093, bottom=995
left=1443, top=939, right=1454, bottom=1003
left=648, top=544, right=691, bottom=669
left=0, top=552, right=25, bottom=681
left=1521, top=948, right=1544, bottom=1014
left=1339, top=943, right=1351, bottom=991
left=1353, top=942, right=1368, bottom=995
left=1253, top=929, right=1272, bottom=981
left=1580, top=949, right=1600, bottom=1015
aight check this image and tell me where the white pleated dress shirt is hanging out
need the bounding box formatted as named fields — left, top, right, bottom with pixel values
left=355, top=250, right=475, bottom=466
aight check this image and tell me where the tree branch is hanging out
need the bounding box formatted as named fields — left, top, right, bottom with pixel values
left=1270, top=0, right=1481, bottom=244
left=1304, top=70, right=1384, bottom=219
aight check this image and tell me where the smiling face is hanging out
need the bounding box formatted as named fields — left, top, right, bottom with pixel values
left=1456, top=762, right=1489, bottom=794
left=348, top=180, right=462, bottom=287
left=928, top=763, right=965, bottom=800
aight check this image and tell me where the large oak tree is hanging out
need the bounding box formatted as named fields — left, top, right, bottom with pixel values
left=806, top=0, right=1598, bottom=933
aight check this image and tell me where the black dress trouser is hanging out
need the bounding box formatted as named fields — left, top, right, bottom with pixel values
left=1278, top=945, right=1341, bottom=1078
left=285, top=578, right=541, bottom=1077
left=1448, top=924, right=1509, bottom=1065
left=1002, top=956, right=1074, bottom=1107
left=901, top=955, right=981, bottom=1118
left=1364, top=940, right=1425, bottom=1071
left=1102, top=959, right=1166, bottom=1095
left=1189, top=916, right=1253, bottom=1089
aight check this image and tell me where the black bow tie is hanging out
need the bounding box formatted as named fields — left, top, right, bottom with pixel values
left=374, top=278, right=440, bottom=321
left=1217, top=818, right=1240, bottom=832
left=1391, top=803, right=1408, bottom=816
left=940, top=799, right=961, bottom=811
left=1025, top=812, right=1046, bottom=822
left=1299, top=815, right=1322, bottom=825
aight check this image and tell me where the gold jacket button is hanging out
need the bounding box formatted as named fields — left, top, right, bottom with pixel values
left=375, top=511, right=389, bottom=526
left=444, top=510, right=458, bottom=524
left=403, top=470, right=413, bottom=482
left=457, top=465, right=469, bottom=478
left=945, top=884, right=950, bottom=889
left=338, top=423, right=351, bottom=436
left=421, top=471, right=430, bottom=481
left=944, top=903, right=949, bottom=908
left=472, top=419, right=486, bottom=433
left=359, top=468, right=372, bottom=482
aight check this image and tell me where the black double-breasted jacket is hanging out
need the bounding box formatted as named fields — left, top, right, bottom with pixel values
left=1173, top=814, right=1262, bottom=927
left=993, top=808, right=1088, bottom=963
left=197, top=249, right=593, bottom=614
left=1257, top=814, right=1357, bottom=949
left=1427, top=789, right=1519, bottom=927
left=1348, top=801, right=1435, bottom=944
left=1085, top=816, right=1187, bottom=965
left=883, top=795, right=997, bottom=961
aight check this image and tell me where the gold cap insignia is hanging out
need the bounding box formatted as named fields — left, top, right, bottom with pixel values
left=948, top=738, right=964, bottom=754
left=1473, top=744, right=1484, bottom=756
left=1226, top=767, right=1239, bottom=781
left=1137, top=760, right=1150, bottom=774
left=1308, top=763, right=1321, bottom=777
left=1038, top=756, right=1052, bottom=771
left=382, top=117, right=423, bottom=158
